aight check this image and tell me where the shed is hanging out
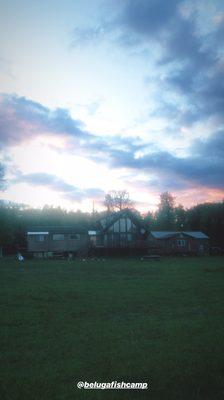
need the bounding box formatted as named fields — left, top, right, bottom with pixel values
left=149, top=231, right=209, bottom=255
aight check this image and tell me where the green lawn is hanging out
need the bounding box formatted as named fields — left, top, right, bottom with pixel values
left=0, top=257, right=224, bottom=400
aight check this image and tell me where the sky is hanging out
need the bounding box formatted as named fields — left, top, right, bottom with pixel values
left=0, top=0, right=224, bottom=213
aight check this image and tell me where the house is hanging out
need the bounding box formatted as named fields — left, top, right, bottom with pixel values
left=89, top=208, right=149, bottom=254
left=26, top=212, right=210, bottom=258
left=27, top=226, right=90, bottom=258
left=148, top=231, right=209, bottom=255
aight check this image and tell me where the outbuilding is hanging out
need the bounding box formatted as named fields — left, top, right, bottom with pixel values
left=27, top=226, right=90, bottom=258
left=148, top=231, right=209, bottom=255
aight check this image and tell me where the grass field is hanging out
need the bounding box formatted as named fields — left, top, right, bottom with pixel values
left=1, top=256, right=224, bottom=400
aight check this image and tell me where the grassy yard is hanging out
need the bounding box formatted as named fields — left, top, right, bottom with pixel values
left=0, top=256, right=224, bottom=400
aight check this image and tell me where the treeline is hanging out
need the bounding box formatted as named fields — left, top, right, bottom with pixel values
left=0, top=192, right=224, bottom=254
left=145, top=193, right=224, bottom=245
left=0, top=203, right=93, bottom=255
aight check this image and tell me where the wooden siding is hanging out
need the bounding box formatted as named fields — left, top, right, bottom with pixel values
left=148, top=234, right=209, bottom=255
left=27, top=233, right=89, bottom=253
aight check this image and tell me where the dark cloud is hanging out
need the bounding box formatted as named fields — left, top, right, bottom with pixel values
left=153, top=9, right=223, bottom=123
left=120, top=1, right=224, bottom=123
left=0, top=92, right=146, bottom=152
left=118, top=0, right=180, bottom=38
left=13, top=172, right=104, bottom=202
left=0, top=94, right=91, bottom=147
left=160, top=19, right=215, bottom=67
left=161, top=29, right=224, bottom=123
left=0, top=93, right=149, bottom=171
left=129, top=175, right=190, bottom=193
left=72, top=0, right=180, bottom=49
left=72, top=1, right=224, bottom=126
left=108, top=130, right=224, bottom=190
left=162, top=65, right=224, bottom=125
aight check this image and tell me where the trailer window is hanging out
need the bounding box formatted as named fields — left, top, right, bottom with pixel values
left=69, top=234, right=80, bottom=240
left=35, top=235, right=45, bottom=241
left=53, top=234, right=64, bottom=241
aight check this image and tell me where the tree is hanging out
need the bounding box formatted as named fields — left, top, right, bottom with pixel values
left=104, top=190, right=133, bottom=213
left=0, top=165, right=7, bottom=256
left=156, top=192, right=176, bottom=229
left=104, top=193, right=114, bottom=213
left=174, top=204, right=186, bottom=230
left=0, top=202, right=19, bottom=256
left=186, top=201, right=224, bottom=245
left=144, top=211, right=156, bottom=230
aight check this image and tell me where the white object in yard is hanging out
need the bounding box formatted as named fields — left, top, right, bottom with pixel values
left=17, top=253, right=24, bottom=261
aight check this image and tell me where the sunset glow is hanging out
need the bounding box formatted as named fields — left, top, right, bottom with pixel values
left=0, top=0, right=224, bottom=212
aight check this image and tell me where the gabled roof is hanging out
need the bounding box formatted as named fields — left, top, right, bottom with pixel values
left=151, top=231, right=209, bottom=239
left=27, top=225, right=88, bottom=234
left=97, top=208, right=144, bottom=232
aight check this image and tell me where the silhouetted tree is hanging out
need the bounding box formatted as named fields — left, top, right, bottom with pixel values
left=144, top=211, right=156, bottom=230
left=1, top=191, right=224, bottom=254
left=186, top=201, right=224, bottom=245
left=104, top=190, right=133, bottom=212
left=174, top=204, right=186, bottom=230
left=156, top=192, right=176, bottom=229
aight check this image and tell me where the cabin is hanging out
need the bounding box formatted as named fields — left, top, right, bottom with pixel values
left=27, top=226, right=90, bottom=258
left=26, top=212, right=210, bottom=258
left=148, top=231, right=209, bottom=255
left=89, top=208, right=148, bottom=254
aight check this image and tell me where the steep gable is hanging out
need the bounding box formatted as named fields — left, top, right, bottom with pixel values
left=97, top=208, right=145, bottom=233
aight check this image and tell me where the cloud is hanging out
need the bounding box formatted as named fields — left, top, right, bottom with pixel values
left=0, top=93, right=91, bottom=148
left=0, top=162, right=6, bottom=190
left=120, top=1, right=224, bottom=122
left=118, top=0, right=180, bottom=38
left=12, top=172, right=105, bottom=202
left=0, top=93, right=147, bottom=160
left=1, top=93, right=224, bottom=195
left=72, top=1, right=224, bottom=127
left=108, top=130, right=224, bottom=190
left=71, top=0, right=180, bottom=47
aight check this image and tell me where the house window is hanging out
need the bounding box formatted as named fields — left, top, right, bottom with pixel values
left=120, top=218, right=126, bottom=232
left=69, top=234, right=80, bottom=240
left=127, top=218, right=132, bottom=232
left=127, top=234, right=132, bottom=242
left=53, top=234, right=64, bottom=241
left=177, top=239, right=186, bottom=247
left=113, top=220, right=120, bottom=233
left=36, top=235, right=45, bottom=242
